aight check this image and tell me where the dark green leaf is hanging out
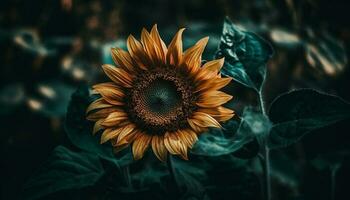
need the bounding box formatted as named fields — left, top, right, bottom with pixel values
left=216, top=17, right=273, bottom=92
left=64, top=85, right=117, bottom=161
left=268, top=89, right=350, bottom=149
left=191, top=119, right=255, bottom=156
left=191, top=108, right=264, bottom=157
left=23, top=146, right=104, bottom=200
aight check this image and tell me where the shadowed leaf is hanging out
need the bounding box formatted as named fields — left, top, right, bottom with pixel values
left=216, top=17, right=273, bottom=92
left=268, top=89, right=350, bottom=149
left=23, top=146, right=104, bottom=200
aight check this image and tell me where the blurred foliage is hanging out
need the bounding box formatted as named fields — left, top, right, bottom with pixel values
left=1, top=0, right=350, bottom=200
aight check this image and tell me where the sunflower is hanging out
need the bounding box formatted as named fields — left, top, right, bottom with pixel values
left=86, top=25, right=234, bottom=161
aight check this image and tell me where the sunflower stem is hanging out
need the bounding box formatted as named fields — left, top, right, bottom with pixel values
left=259, top=91, right=266, bottom=116
left=331, top=164, right=340, bottom=200
left=259, top=90, right=271, bottom=200
left=167, top=154, right=181, bottom=193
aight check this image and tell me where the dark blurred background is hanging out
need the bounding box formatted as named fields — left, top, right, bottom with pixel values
left=1, top=0, right=350, bottom=199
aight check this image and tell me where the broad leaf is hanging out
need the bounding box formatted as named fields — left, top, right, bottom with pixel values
left=23, top=146, right=104, bottom=200
left=191, top=115, right=254, bottom=156
left=64, top=85, right=118, bottom=161
left=268, top=89, right=350, bottom=149
left=216, top=17, right=273, bottom=92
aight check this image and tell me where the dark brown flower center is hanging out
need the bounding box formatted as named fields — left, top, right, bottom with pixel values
left=125, top=67, right=197, bottom=135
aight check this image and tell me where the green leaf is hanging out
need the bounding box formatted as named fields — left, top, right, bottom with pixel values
left=191, top=111, right=258, bottom=157
left=268, top=89, right=350, bottom=149
left=64, top=85, right=117, bottom=161
left=216, top=17, right=273, bottom=92
left=23, top=146, right=104, bottom=200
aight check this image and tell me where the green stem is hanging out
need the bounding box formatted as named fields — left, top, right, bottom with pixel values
left=259, top=90, right=271, bottom=200
left=259, top=91, right=266, bottom=115
left=264, top=145, right=271, bottom=200
left=331, top=164, right=340, bottom=200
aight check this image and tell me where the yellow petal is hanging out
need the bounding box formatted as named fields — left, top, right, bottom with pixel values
left=93, top=83, right=125, bottom=106
left=200, top=106, right=233, bottom=114
left=215, top=113, right=235, bottom=121
left=132, top=133, right=152, bottom=160
left=127, top=35, right=149, bottom=70
left=86, top=107, right=122, bottom=121
left=100, top=127, right=123, bottom=144
left=164, top=132, right=188, bottom=160
left=177, top=129, right=198, bottom=148
left=182, top=37, right=209, bottom=74
left=194, top=58, right=225, bottom=81
left=102, top=64, right=133, bottom=88
left=187, top=118, right=203, bottom=133
left=191, top=112, right=222, bottom=128
left=141, top=28, right=162, bottom=64
left=111, top=48, right=135, bottom=72
left=113, top=143, right=129, bottom=153
left=150, top=24, right=167, bottom=60
left=86, top=98, right=113, bottom=114
left=151, top=135, right=167, bottom=162
left=93, top=119, right=104, bottom=135
left=166, top=28, right=185, bottom=66
left=116, top=124, right=136, bottom=145
left=202, top=57, right=224, bottom=72
left=197, top=91, right=233, bottom=108
left=114, top=129, right=138, bottom=147
left=101, top=111, right=128, bottom=127
left=195, top=77, right=232, bottom=92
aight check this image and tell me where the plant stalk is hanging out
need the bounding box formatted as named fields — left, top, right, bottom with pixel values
left=331, top=164, right=340, bottom=200
left=259, top=90, right=271, bottom=200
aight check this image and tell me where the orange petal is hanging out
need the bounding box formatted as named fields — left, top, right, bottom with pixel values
left=141, top=28, right=162, bottom=64
left=166, top=28, right=185, bottom=66
left=151, top=135, right=167, bottom=162
left=164, top=132, right=188, bottom=160
left=100, top=127, right=124, bottom=144
left=102, top=64, right=133, bottom=88
left=150, top=24, right=167, bottom=61
left=191, top=112, right=222, bottom=128
left=202, top=57, right=224, bottom=72
left=199, top=106, right=234, bottom=116
left=177, top=129, right=198, bottom=148
left=115, top=129, right=139, bottom=147
left=192, top=107, right=234, bottom=122
left=111, top=48, right=135, bottom=72
left=101, top=111, right=128, bottom=127
left=86, top=98, right=113, bottom=114
left=132, top=133, right=152, bottom=160
left=195, top=77, right=232, bottom=92
left=197, top=91, right=233, bottom=108
left=93, top=119, right=104, bottom=135
left=93, top=83, right=125, bottom=106
left=187, top=118, right=203, bottom=133
left=194, top=58, right=225, bottom=81
left=116, top=124, right=136, bottom=143
left=86, top=107, right=122, bottom=121
left=127, top=35, right=149, bottom=70
left=113, top=143, right=129, bottom=153
left=182, top=37, right=209, bottom=74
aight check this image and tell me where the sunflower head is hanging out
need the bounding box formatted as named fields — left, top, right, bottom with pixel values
left=86, top=25, right=235, bottom=161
